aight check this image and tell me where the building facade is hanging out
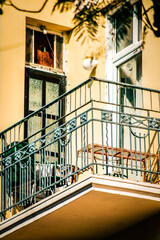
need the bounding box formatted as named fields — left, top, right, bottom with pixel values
left=0, top=0, right=160, bottom=239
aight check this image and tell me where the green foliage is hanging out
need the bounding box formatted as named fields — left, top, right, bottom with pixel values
left=53, top=0, right=160, bottom=42
left=1, top=0, right=160, bottom=42
left=53, top=0, right=135, bottom=42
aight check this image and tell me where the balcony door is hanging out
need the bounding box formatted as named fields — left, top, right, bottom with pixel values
left=114, top=2, right=142, bottom=150
left=105, top=2, right=142, bottom=178
left=24, top=68, right=65, bottom=161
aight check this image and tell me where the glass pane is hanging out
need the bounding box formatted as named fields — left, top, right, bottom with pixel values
left=34, top=30, right=54, bottom=68
left=56, top=36, right=63, bottom=70
left=116, top=17, right=133, bottom=52
left=28, top=116, right=42, bottom=141
left=45, top=119, right=59, bottom=154
left=26, top=28, right=33, bottom=63
left=119, top=53, right=142, bottom=108
left=46, top=82, right=59, bottom=115
left=29, top=78, right=42, bottom=111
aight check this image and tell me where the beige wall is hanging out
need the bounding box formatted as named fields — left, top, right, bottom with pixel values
left=0, top=0, right=105, bottom=132
left=1, top=0, right=160, bottom=133
left=142, top=0, right=160, bottom=90
left=67, top=21, right=105, bottom=89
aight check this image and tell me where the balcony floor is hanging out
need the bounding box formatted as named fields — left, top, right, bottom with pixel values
left=1, top=175, right=160, bottom=240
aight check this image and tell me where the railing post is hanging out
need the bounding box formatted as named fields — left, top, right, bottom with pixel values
left=1, top=134, right=5, bottom=221
left=91, top=100, right=94, bottom=174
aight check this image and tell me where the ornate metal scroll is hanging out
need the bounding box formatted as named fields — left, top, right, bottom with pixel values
left=120, top=113, right=160, bottom=138
left=54, top=118, right=77, bottom=147
left=80, top=112, right=87, bottom=124
left=4, top=143, right=36, bottom=170
left=101, top=111, right=112, bottom=122
left=148, top=118, right=160, bottom=129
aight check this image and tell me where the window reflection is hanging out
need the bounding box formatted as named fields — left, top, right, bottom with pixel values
left=116, top=3, right=142, bottom=52
left=29, top=78, right=42, bottom=111
left=119, top=53, right=142, bottom=107
left=116, top=16, right=133, bottom=52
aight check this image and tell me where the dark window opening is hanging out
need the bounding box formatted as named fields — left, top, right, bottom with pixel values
left=26, top=28, right=33, bottom=63
left=34, top=31, right=54, bottom=68
left=26, top=27, right=63, bottom=70
left=56, top=35, right=63, bottom=70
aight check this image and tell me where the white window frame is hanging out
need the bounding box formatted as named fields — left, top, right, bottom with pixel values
left=105, top=3, right=142, bottom=84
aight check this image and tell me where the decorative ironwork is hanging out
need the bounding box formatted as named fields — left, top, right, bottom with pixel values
left=102, top=111, right=112, bottom=122
left=80, top=112, right=87, bottom=124
left=129, top=116, right=149, bottom=138
left=5, top=157, right=11, bottom=167
left=54, top=125, right=72, bottom=146
left=54, top=129, right=61, bottom=140
left=120, top=114, right=131, bottom=124
left=3, top=143, right=36, bottom=171
left=1, top=77, right=160, bottom=222
left=15, top=151, right=23, bottom=161
left=29, top=143, right=35, bottom=153
left=39, top=139, right=46, bottom=145
left=70, top=118, right=76, bottom=131
left=119, top=113, right=159, bottom=138
left=148, top=118, right=160, bottom=129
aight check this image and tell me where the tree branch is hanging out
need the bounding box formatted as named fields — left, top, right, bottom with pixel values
left=8, top=0, right=49, bottom=13
left=142, top=2, right=155, bottom=31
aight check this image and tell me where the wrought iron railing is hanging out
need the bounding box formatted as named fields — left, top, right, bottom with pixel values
left=0, top=77, right=160, bottom=221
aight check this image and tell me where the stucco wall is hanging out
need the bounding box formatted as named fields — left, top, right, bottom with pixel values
left=142, top=0, right=160, bottom=90
left=0, top=0, right=105, bottom=132
left=1, top=0, right=160, bottom=133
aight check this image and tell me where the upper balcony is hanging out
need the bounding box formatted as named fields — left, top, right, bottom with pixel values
left=0, top=77, right=160, bottom=239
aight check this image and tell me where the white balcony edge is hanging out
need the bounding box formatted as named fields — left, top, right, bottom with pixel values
left=0, top=175, right=160, bottom=238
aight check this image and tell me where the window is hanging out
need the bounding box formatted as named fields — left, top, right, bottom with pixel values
left=26, top=27, right=63, bottom=71
left=115, top=2, right=142, bottom=106
left=115, top=2, right=142, bottom=53
left=25, top=69, right=65, bottom=162
left=119, top=52, right=142, bottom=110
left=25, top=69, right=62, bottom=115
left=108, top=2, right=142, bottom=89
left=105, top=1, right=142, bottom=179
left=116, top=12, right=133, bottom=52
left=24, top=69, right=64, bottom=131
left=116, top=2, right=142, bottom=179
left=25, top=23, right=66, bottom=165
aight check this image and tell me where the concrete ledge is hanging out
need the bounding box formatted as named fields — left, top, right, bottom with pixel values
left=1, top=175, right=160, bottom=239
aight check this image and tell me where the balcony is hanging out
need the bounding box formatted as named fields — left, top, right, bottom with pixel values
left=0, top=77, right=160, bottom=239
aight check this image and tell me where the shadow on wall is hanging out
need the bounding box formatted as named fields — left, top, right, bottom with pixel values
left=105, top=212, right=160, bottom=240
left=0, top=42, right=24, bottom=52
left=87, top=67, right=97, bottom=88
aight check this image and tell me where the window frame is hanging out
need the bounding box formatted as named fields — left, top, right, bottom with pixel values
left=25, top=25, right=65, bottom=72
left=24, top=67, right=65, bottom=137
left=105, top=1, right=142, bottom=151
left=24, top=68, right=66, bottom=162
left=105, top=1, right=142, bottom=83
left=24, top=67, right=64, bottom=116
left=113, top=3, right=142, bottom=63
